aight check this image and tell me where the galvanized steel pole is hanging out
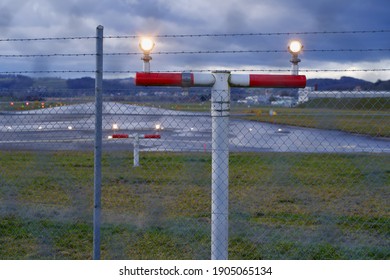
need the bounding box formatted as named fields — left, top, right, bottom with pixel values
left=134, top=134, right=140, bottom=167
left=211, top=71, right=230, bottom=260
left=134, top=70, right=306, bottom=260
left=93, top=25, right=103, bottom=260
left=291, top=56, right=300, bottom=75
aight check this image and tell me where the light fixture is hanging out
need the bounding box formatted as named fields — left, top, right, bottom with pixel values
left=139, top=37, right=155, bottom=54
left=288, top=40, right=303, bottom=55
left=288, top=40, right=303, bottom=75
left=139, top=37, right=155, bottom=72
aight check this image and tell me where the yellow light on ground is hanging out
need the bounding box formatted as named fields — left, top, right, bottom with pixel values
left=139, top=37, right=155, bottom=54
left=288, top=40, right=303, bottom=54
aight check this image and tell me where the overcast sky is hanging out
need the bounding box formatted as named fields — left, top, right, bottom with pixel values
left=0, top=0, right=389, bottom=81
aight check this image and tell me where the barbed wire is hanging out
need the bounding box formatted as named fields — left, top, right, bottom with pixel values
left=107, top=48, right=390, bottom=55
left=0, top=36, right=96, bottom=42
left=105, top=29, right=390, bottom=39
left=0, top=70, right=95, bottom=74
left=1, top=48, right=389, bottom=58
left=1, top=68, right=389, bottom=75
left=304, top=48, right=390, bottom=53
left=299, top=68, right=390, bottom=73
left=0, top=29, right=388, bottom=42
left=0, top=53, right=95, bottom=58
left=1, top=29, right=388, bottom=76
left=104, top=69, right=390, bottom=74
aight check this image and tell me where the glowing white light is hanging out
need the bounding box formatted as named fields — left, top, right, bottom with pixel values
left=112, top=123, right=119, bottom=130
left=139, top=37, right=155, bottom=53
left=155, top=124, right=161, bottom=130
left=68, top=126, right=73, bottom=130
left=288, top=40, right=303, bottom=54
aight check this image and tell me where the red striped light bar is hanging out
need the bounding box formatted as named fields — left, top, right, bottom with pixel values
left=135, top=72, right=215, bottom=87
left=112, top=134, right=129, bottom=138
left=135, top=72, right=306, bottom=88
left=144, top=134, right=161, bottom=139
left=229, top=74, right=306, bottom=88
left=110, top=134, right=161, bottom=139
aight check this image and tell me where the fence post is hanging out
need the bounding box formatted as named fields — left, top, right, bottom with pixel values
left=211, top=71, right=230, bottom=260
left=93, top=25, right=103, bottom=260
left=134, top=134, right=140, bottom=167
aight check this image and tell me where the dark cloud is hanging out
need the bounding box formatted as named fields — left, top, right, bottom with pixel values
left=1, top=0, right=389, bottom=81
left=0, top=7, right=13, bottom=29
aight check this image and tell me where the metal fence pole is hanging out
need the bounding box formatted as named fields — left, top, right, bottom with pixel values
left=93, top=25, right=104, bottom=260
left=211, top=71, right=230, bottom=260
left=134, top=134, right=140, bottom=167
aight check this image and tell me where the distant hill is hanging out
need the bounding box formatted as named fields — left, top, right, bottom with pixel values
left=1, top=75, right=389, bottom=101
left=371, top=79, right=390, bottom=91
left=306, top=76, right=388, bottom=91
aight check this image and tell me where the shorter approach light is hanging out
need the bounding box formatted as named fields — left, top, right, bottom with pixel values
left=112, top=123, right=119, bottom=130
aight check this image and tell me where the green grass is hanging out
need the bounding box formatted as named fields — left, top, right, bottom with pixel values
left=0, top=151, right=389, bottom=259
left=123, top=98, right=390, bottom=137
left=128, top=102, right=211, bottom=112
left=238, top=106, right=390, bottom=137
left=300, top=97, right=390, bottom=111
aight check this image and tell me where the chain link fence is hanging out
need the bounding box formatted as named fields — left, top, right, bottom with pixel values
left=1, top=91, right=388, bottom=260
left=0, top=31, right=389, bottom=260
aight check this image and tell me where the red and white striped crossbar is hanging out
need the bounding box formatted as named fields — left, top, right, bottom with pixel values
left=135, top=72, right=306, bottom=88
left=111, top=134, right=161, bottom=139
left=111, top=134, right=129, bottom=138
left=135, top=72, right=215, bottom=87
left=229, top=74, right=306, bottom=88
left=144, top=134, right=161, bottom=139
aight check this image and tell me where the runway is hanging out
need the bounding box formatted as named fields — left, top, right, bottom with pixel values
left=1, top=102, right=389, bottom=153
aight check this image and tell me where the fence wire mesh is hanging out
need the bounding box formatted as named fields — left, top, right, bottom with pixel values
left=1, top=92, right=388, bottom=259
left=0, top=31, right=389, bottom=260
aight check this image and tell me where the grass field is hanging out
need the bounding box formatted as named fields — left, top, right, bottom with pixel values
left=128, top=98, right=390, bottom=137
left=241, top=107, right=390, bottom=137
left=0, top=151, right=389, bottom=259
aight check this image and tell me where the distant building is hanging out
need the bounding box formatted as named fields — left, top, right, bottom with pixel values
left=237, top=95, right=269, bottom=105
left=271, top=96, right=296, bottom=107
left=298, top=87, right=390, bottom=104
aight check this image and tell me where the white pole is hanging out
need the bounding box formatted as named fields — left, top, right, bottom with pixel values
left=290, top=54, right=300, bottom=75
left=211, top=71, right=230, bottom=260
left=143, top=60, right=151, bottom=73
left=133, top=134, right=140, bottom=167
left=291, top=62, right=299, bottom=75
left=93, top=25, right=103, bottom=260
left=142, top=54, right=152, bottom=73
